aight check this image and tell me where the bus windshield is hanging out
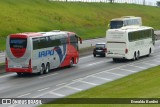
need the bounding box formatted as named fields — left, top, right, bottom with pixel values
left=110, top=21, right=123, bottom=29
left=10, top=38, right=27, bottom=49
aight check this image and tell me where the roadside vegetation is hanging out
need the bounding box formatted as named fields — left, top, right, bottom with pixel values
left=0, top=0, right=160, bottom=50
left=41, top=66, right=160, bottom=107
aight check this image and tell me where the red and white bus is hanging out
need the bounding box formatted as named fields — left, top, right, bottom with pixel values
left=6, top=30, right=82, bottom=75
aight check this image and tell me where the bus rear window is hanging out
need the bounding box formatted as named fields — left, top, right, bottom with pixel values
left=10, top=38, right=27, bottom=49
left=110, top=21, right=123, bottom=29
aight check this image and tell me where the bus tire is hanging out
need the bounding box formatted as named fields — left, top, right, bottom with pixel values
left=137, top=51, right=140, bottom=60
left=147, top=48, right=151, bottom=57
left=132, top=52, right=136, bottom=61
left=17, top=72, right=23, bottom=76
left=69, top=58, right=74, bottom=67
left=39, top=64, right=45, bottom=75
left=44, top=63, right=50, bottom=74
left=113, top=58, right=118, bottom=62
left=103, top=54, right=106, bottom=57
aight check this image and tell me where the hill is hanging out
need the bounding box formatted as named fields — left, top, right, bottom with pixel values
left=0, top=0, right=160, bottom=50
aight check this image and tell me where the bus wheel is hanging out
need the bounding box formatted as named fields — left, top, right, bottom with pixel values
left=137, top=51, right=140, bottom=60
left=103, top=53, right=106, bottom=57
left=132, top=52, right=136, bottom=61
left=69, top=58, right=74, bottom=67
left=147, top=48, right=151, bottom=57
left=39, top=64, right=45, bottom=75
left=17, top=72, right=23, bottom=76
left=44, top=63, right=50, bottom=74
left=113, top=58, right=118, bottom=62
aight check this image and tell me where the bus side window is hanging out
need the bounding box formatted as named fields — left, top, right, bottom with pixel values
left=38, top=37, right=47, bottom=49
left=60, top=35, right=68, bottom=45
left=70, top=35, right=78, bottom=51
left=33, top=38, right=39, bottom=50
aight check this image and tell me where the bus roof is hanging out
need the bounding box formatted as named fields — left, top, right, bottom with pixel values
left=108, top=26, right=153, bottom=33
left=10, top=32, right=42, bottom=37
left=111, top=16, right=141, bottom=21
left=9, top=30, right=75, bottom=38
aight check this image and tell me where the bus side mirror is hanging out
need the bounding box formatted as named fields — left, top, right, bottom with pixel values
left=154, top=34, right=158, bottom=40
left=75, top=35, right=82, bottom=44
left=79, top=37, right=82, bottom=44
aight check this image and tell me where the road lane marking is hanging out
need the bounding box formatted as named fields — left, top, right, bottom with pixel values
left=79, top=80, right=98, bottom=86
left=0, top=73, right=16, bottom=79
left=39, top=73, right=58, bottom=79
left=72, top=78, right=83, bottom=82
left=49, top=91, right=65, bottom=97
left=80, top=55, right=92, bottom=59
left=153, top=60, right=160, bottom=62
left=56, top=83, right=66, bottom=87
left=86, top=61, right=106, bottom=66
left=141, top=62, right=158, bottom=66
left=17, top=93, right=30, bottom=98
left=120, top=68, right=136, bottom=72
left=104, top=71, right=125, bottom=76
left=91, top=75, right=111, bottom=81
left=38, top=87, right=49, bottom=92
left=128, top=65, right=146, bottom=69
left=65, top=86, right=82, bottom=91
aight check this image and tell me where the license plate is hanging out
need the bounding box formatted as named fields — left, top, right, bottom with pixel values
left=97, top=50, right=102, bottom=52
left=14, top=65, right=22, bottom=68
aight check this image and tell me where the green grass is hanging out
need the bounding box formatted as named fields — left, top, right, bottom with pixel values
left=0, top=63, right=5, bottom=66
left=0, top=0, right=160, bottom=50
left=40, top=66, right=160, bottom=107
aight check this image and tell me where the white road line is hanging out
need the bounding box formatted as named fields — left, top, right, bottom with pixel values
left=39, top=73, right=58, bottom=79
left=38, top=87, right=49, bottom=92
left=120, top=68, right=136, bottom=72
left=65, top=86, right=82, bottom=91
left=0, top=73, right=15, bottom=79
left=153, top=60, right=160, bottom=62
left=80, top=55, right=92, bottom=59
left=49, top=91, right=65, bottom=97
left=129, top=64, right=146, bottom=69
left=141, top=62, right=158, bottom=66
left=87, top=61, right=105, bottom=66
left=17, top=93, right=30, bottom=98
left=72, top=78, right=83, bottom=82
left=56, top=83, right=66, bottom=87
left=79, top=80, right=98, bottom=86
left=104, top=71, right=125, bottom=76
left=91, top=75, right=111, bottom=81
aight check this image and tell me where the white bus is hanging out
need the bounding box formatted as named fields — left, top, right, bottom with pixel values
left=109, top=16, right=142, bottom=29
left=6, top=30, right=82, bottom=75
left=106, top=26, right=155, bottom=61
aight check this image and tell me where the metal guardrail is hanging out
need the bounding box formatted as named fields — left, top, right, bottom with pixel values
left=49, top=0, right=157, bottom=6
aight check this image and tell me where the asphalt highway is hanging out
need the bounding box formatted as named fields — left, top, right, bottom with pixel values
left=0, top=40, right=160, bottom=107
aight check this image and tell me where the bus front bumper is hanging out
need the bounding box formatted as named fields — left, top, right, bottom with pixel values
left=106, top=53, right=126, bottom=59
left=6, top=68, right=32, bottom=73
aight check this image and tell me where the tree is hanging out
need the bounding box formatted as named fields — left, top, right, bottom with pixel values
left=110, top=0, right=114, bottom=3
left=157, top=1, right=160, bottom=7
